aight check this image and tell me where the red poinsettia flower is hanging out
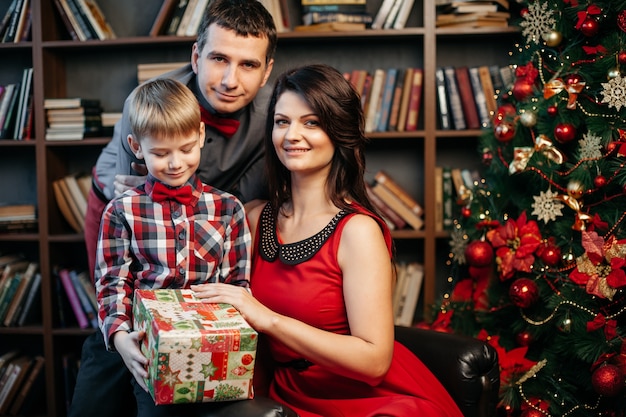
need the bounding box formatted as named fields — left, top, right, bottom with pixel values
left=477, top=330, right=537, bottom=386
left=569, top=231, right=626, bottom=300
left=486, top=212, right=543, bottom=281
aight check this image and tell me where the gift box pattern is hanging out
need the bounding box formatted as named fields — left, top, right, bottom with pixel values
left=133, top=289, right=257, bottom=405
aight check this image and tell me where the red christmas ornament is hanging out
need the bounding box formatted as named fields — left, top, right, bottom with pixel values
left=461, top=207, right=472, bottom=218
left=618, top=10, right=626, bottom=32
left=512, top=79, right=534, bottom=101
left=508, top=278, right=539, bottom=308
left=538, top=244, right=561, bottom=266
left=516, top=330, right=533, bottom=346
left=554, top=123, right=576, bottom=143
left=547, top=105, right=558, bottom=116
left=482, top=150, right=493, bottom=166
left=619, top=51, right=626, bottom=65
left=591, top=364, right=624, bottom=397
left=494, top=123, right=515, bottom=142
left=520, top=409, right=544, bottom=417
left=580, top=17, right=600, bottom=37
left=607, top=141, right=618, bottom=153
left=594, top=175, right=607, bottom=188
left=465, top=240, right=494, bottom=267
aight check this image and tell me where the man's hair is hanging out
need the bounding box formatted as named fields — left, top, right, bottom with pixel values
left=196, top=0, right=278, bottom=65
left=128, top=78, right=200, bottom=141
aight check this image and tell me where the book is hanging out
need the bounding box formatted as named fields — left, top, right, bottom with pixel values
left=0, top=82, right=20, bottom=139
left=69, top=269, right=97, bottom=328
left=52, top=0, right=79, bottom=40
left=404, top=68, right=423, bottom=131
left=371, top=0, right=396, bottom=30
left=8, top=355, right=44, bottom=415
left=392, top=0, right=415, bottom=29
left=468, top=66, right=491, bottom=127
left=149, top=0, right=179, bottom=36
left=454, top=66, right=480, bottom=130
left=11, top=0, right=29, bottom=43
left=293, top=22, right=366, bottom=31
left=175, top=0, right=197, bottom=36
left=387, top=68, right=405, bottom=131
left=436, top=14, right=509, bottom=28
left=52, top=178, right=83, bottom=233
left=137, top=61, right=187, bottom=84
left=374, top=170, right=424, bottom=217
left=183, top=0, right=209, bottom=36
left=0, top=204, right=35, bottom=222
left=478, top=65, right=497, bottom=119
left=76, top=173, right=92, bottom=200
left=382, top=0, right=403, bottom=29
left=75, top=269, right=96, bottom=310
left=301, top=0, right=366, bottom=4
left=0, top=0, right=18, bottom=39
left=57, top=268, right=89, bottom=329
left=16, top=272, right=41, bottom=326
left=0, top=351, right=19, bottom=376
left=0, top=261, right=30, bottom=322
left=44, top=97, right=100, bottom=109
left=2, top=261, right=37, bottom=326
left=1, top=0, right=24, bottom=42
left=65, top=0, right=97, bottom=39
left=370, top=181, right=423, bottom=230
left=377, top=67, right=398, bottom=132
left=0, top=84, right=17, bottom=137
left=349, top=69, right=368, bottom=97
left=435, top=67, right=451, bottom=130
left=434, top=166, right=444, bottom=231
left=364, top=68, right=386, bottom=133
left=443, top=66, right=466, bottom=130
left=301, top=11, right=372, bottom=26
left=13, top=67, right=33, bottom=140
left=81, top=0, right=116, bottom=39
left=63, top=174, right=88, bottom=221
left=396, top=67, right=414, bottom=132
left=165, top=0, right=189, bottom=36
left=366, top=182, right=407, bottom=230
left=392, top=261, right=409, bottom=320
left=442, top=166, right=454, bottom=230
left=360, top=72, right=373, bottom=112
left=395, top=262, right=423, bottom=327
left=0, top=355, right=31, bottom=414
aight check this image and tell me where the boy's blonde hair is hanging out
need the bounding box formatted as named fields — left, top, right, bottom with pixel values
left=128, top=78, right=201, bottom=141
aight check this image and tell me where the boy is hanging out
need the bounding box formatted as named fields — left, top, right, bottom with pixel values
left=95, top=78, right=251, bottom=417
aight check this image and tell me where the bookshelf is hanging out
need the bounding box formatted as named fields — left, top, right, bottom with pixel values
left=0, top=0, right=519, bottom=415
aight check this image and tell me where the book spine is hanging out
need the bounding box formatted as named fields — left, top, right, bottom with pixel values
left=387, top=68, right=404, bottom=131
left=302, top=12, right=372, bottom=25
left=1, top=0, right=23, bottom=43
left=374, top=170, right=423, bottom=216
left=166, top=0, right=189, bottom=36
left=382, top=0, right=403, bottom=29
left=16, top=272, right=41, bottom=326
left=396, top=68, right=413, bottom=132
left=149, top=0, right=179, bottom=36
left=454, top=66, right=480, bottom=130
left=366, top=183, right=407, bottom=230
left=58, top=269, right=89, bottom=329
left=377, top=68, right=397, bottom=132
left=442, top=167, right=454, bottom=231
left=175, top=0, right=197, bottom=36
left=370, top=0, right=396, bottom=29
left=478, top=65, right=497, bottom=119
left=443, top=66, right=466, bottom=130
left=65, top=0, right=95, bottom=39
left=435, top=67, right=451, bottom=130
left=392, top=0, right=415, bottom=29
left=69, top=270, right=97, bottom=328
left=434, top=166, right=444, bottom=231
left=364, top=69, right=385, bottom=133
left=8, top=355, right=44, bottom=415
left=370, top=182, right=423, bottom=230
left=468, top=66, right=491, bottom=128
left=404, top=68, right=423, bottom=131
left=0, top=0, right=18, bottom=38
left=301, top=0, right=366, bottom=5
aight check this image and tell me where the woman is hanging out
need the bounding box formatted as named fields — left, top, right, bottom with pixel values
left=192, top=63, right=463, bottom=417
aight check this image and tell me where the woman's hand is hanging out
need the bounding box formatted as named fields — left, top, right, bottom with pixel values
left=191, top=283, right=274, bottom=333
left=113, top=330, right=149, bottom=391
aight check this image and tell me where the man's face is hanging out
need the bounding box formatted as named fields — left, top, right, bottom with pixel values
left=191, top=24, right=274, bottom=114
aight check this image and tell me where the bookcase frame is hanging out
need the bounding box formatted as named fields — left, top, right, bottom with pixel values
left=0, top=0, right=518, bottom=415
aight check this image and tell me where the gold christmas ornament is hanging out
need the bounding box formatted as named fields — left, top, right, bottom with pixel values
left=607, top=67, right=621, bottom=79
left=520, top=111, right=537, bottom=127
left=543, top=30, right=562, bottom=47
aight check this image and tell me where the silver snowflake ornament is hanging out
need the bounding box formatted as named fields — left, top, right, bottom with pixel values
left=531, top=189, right=564, bottom=224
left=449, top=227, right=468, bottom=264
left=578, top=132, right=603, bottom=160
left=519, top=2, right=555, bottom=45
left=601, top=75, right=626, bottom=111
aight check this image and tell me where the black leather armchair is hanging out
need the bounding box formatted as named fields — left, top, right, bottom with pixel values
left=395, top=326, right=500, bottom=417
left=194, top=326, right=500, bottom=417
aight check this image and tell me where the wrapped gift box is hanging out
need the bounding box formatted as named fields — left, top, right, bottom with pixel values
left=133, top=289, right=257, bottom=405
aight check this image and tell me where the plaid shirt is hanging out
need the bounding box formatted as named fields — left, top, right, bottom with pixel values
left=96, top=174, right=251, bottom=350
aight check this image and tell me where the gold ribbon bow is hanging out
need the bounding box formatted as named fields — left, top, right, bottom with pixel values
left=554, top=194, right=592, bottom=231
left=509, top=134, right=565, bottom=174
left=543, top=77, right=586, bottom=109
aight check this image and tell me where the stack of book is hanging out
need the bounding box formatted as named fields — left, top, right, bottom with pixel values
left=0, top=351, right=45, bottom=416
left=295, top=0, right=370, bottom=31
left=45, top=98, right=102, bottom=141
left=435, top=0, right=510, bottom=28
left=52, top=172, right=91, bottom=233
left=137, top=61, right=187, bottom=85
left=0, top=67, right=34, bottom=140
left=52, top=0, right=116, bottom=41
left=0, top=258, right=39, bottom=328
left=0, top=204, right=36, bottom=233
left=366, top=170, right=424, bottom=231
left=392, top=261, right=424, bottom=326
left=347, top=67, right=423, bottom=133
left=0, top=0, right=32, bottom=43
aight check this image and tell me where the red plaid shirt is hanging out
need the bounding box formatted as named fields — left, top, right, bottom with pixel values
left=95, top=174, right=251, bottom=349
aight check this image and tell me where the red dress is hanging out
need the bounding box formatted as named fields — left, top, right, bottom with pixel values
left=250, top=203, right=463, bottom=417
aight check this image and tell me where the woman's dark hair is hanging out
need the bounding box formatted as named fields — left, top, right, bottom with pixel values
left=264, top=63, right=380, bottom=219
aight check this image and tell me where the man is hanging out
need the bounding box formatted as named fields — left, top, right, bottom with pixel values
left=69, top=1, right=277, bottom=416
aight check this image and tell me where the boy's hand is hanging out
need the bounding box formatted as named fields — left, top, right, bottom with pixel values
left=113, top=330, right=149, bottom=391
left=114, top=162, right=148, bottom=196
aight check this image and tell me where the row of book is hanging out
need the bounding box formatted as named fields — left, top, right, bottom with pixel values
left=0, top=67, right=34, bottom=140
left=0, top=203, right=37, bottom=233
left=44, top=97, right=103, bottom=141
left=52, top=172, right=92, bottom=234
left=434, top=166, right=480, bottom=232
left=436, top=0, right=511, bottom=28
left=371, top=0, right=415, bottom=30
left=436, top=64, right=513, bottom=130
left=0, top=255, right=40, bottom=328
left=0, top=0, right=31, bottom=43
left=392, top=261, right=424, bottom=327
left=52, top=0, right=116, bottom=41
left=347, top=67, right=423, bottom=133
left=0, top=350, right=45, bottom=416
left=367, top=170, right=424, bottom=231
left=55, top=267, right=99, bottom=330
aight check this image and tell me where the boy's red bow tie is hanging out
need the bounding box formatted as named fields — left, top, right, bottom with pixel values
left=200, top=107, right=240, bottom=138
left=152, top=182, right=193, bottom=205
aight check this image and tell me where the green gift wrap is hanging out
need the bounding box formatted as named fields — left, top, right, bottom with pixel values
left=133, top=289, right=257, bottom=405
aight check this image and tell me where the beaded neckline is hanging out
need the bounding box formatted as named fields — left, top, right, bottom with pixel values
left=259, top=203, right=347, bottom=265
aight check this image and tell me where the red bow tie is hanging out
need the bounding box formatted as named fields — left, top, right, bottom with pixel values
left=152, top=182, right=193, bottom=205
left=200, top=106, right=240, bottom=138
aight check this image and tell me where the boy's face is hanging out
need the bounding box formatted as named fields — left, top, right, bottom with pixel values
left=128, top=124, right=205, bottom=188
left=191, top=24, right=274, bottom=114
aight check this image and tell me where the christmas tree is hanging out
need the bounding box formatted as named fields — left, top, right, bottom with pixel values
left=430, top=1, right=626, bottom=416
